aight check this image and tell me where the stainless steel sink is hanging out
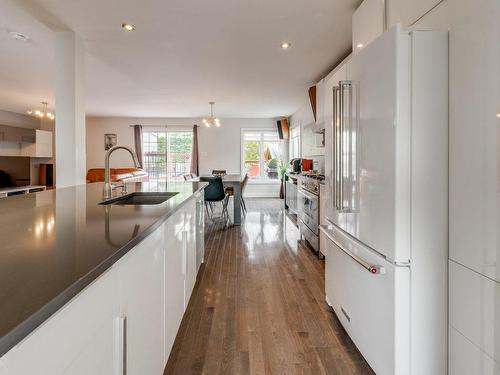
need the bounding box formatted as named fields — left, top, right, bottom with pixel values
left=99, top=192, right=178, bottom=205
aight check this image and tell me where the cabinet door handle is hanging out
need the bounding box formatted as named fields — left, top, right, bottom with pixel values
left=114, top=316, right=127, bottom=375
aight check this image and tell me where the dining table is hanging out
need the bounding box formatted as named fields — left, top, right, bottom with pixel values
left=196, top=174, right=244, bottom=225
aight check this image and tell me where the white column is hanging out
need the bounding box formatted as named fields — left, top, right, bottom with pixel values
left=54, top=31, right=86, bottom=188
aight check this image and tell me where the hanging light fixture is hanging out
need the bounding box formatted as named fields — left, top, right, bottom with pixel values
left=202, top=101, right=221, bottom=128
left=27, top=101, right=54, bottom=120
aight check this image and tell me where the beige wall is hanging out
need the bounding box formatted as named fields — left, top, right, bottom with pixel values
left=86, top=116, right=276, bottom=175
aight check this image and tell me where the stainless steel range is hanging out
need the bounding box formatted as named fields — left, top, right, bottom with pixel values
left=297, top=173, right=324, bottom=254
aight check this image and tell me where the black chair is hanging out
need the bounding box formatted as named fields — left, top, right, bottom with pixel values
left=200, top=176, right=230, bottom=223
left=211, top=169, right=226, bottom=176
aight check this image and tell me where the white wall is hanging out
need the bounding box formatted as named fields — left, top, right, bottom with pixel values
left=86, top=116, right=276, bottom=173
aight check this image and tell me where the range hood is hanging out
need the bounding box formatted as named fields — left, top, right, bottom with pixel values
left=308, top=86, right=317, bottom=122
left=308, top=81, right=325, bottom=134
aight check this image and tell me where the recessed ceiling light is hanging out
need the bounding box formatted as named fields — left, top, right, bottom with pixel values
left=357, top=43, right=364, bottom=48
left=121, top=23, right=136, bottom=32
left=9, top=31, right=29, bottom=42
left=281, top=41, right=291, bottom=50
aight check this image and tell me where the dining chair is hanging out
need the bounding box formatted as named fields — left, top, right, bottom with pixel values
left=240, top=173, right=249, bottom=214
left=224, top=173, right=249, bottom=216
left=183, top=173, right=194, bottom=181
left=199, top=176, right=230, bottom=224
left=211, top=169, right=226, bottom=176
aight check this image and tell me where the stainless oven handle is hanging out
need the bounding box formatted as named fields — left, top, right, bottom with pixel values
left=319, top=225, right=385, bottom=275
left=298, top=187, right=318, bottom=201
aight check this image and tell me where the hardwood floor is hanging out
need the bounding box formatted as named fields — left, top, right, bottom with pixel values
left=164, top=199, right=374, bottom=375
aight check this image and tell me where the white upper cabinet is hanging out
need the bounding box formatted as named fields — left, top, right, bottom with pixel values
left=35, top=130, right=53, bottom=158
left=352, top=0, right=385, bottom=53
left=20, top=129, right=53, bottom=158
left=387, top=0, right=443, bottom=27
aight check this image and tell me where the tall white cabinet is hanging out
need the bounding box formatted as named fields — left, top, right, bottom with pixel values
left=384, top=0, right=500, bottom=373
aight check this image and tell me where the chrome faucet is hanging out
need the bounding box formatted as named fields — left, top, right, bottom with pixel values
left=103, top=145, right=141, bottom=199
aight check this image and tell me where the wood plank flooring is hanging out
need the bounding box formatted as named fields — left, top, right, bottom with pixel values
left=164, top=199, right=374, bottom=375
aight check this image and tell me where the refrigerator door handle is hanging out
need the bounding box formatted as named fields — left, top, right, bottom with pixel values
left=339, top=80, right=355, bottom=212
left=319, top=225, right=385, bottom=275
left=333, top=86, right=340, bottom=210
left=339, top=81, right=344, bottom=211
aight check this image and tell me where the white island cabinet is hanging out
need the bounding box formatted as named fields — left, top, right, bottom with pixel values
left=0, top=192, right=204, bottom=375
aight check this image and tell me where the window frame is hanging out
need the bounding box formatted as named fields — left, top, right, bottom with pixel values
left=240, top=128, right=281, bottom=181
left=142, top=128, right=193, bottom=182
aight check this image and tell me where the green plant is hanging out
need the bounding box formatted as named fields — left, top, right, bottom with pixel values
left=277, top=159, right=288, bottom=179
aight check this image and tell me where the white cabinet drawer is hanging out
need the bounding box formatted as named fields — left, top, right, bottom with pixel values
left=450, top=260, right=500, bottom=363
left=322, top=225, right=410, bottom=375
left=449, top=325, right=500, bottom=375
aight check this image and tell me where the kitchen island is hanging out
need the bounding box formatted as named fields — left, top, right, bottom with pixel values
left=0, top=181, right=206, bottom=374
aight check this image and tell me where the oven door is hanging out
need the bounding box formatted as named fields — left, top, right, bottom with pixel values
left=297, top=188, right=319, bottom=234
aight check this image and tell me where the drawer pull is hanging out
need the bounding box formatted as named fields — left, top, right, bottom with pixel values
left=341, top=306, right=351, bottom=322
left=319, top=225, right=385, bottom=275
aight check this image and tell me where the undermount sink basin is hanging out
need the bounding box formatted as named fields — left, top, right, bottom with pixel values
left=99, top=192, right=178, bottom=205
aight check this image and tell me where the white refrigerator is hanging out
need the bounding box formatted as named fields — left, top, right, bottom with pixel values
left=320, top=25, right=448, bottom=375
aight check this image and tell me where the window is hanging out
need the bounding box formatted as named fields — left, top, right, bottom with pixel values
left=143, top=130, right=192, bottom=182
left=241, top=129, right=281, bottom=180
left=290, top=126, right=301, bottom=159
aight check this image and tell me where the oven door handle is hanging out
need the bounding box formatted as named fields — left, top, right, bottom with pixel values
left=298, top=187, right=318, bottom=201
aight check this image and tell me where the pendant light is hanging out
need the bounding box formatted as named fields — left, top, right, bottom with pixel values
left=202, top=101, right=221, bottom=128
left=27, top=101, right=54, bottom=120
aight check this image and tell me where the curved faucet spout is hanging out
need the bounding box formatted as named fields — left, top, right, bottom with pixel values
left=103, top=145, right=141, bottom=199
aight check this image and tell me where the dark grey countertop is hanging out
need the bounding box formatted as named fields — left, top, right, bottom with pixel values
left=0, top=181, right=207, bottom=357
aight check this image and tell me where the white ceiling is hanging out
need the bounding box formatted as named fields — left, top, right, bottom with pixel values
left=0, top=0, right=360, bottom=118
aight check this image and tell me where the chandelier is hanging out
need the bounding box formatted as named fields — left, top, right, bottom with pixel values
left=202, top=101, right=221, bottom=128
left=27, top=101, right=54, bottom=120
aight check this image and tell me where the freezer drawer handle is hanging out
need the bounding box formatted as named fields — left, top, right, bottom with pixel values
left=319, top=225, right=385, bottom=275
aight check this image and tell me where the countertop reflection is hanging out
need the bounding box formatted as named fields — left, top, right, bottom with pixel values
left=0, top=181, right=206, bottom=356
